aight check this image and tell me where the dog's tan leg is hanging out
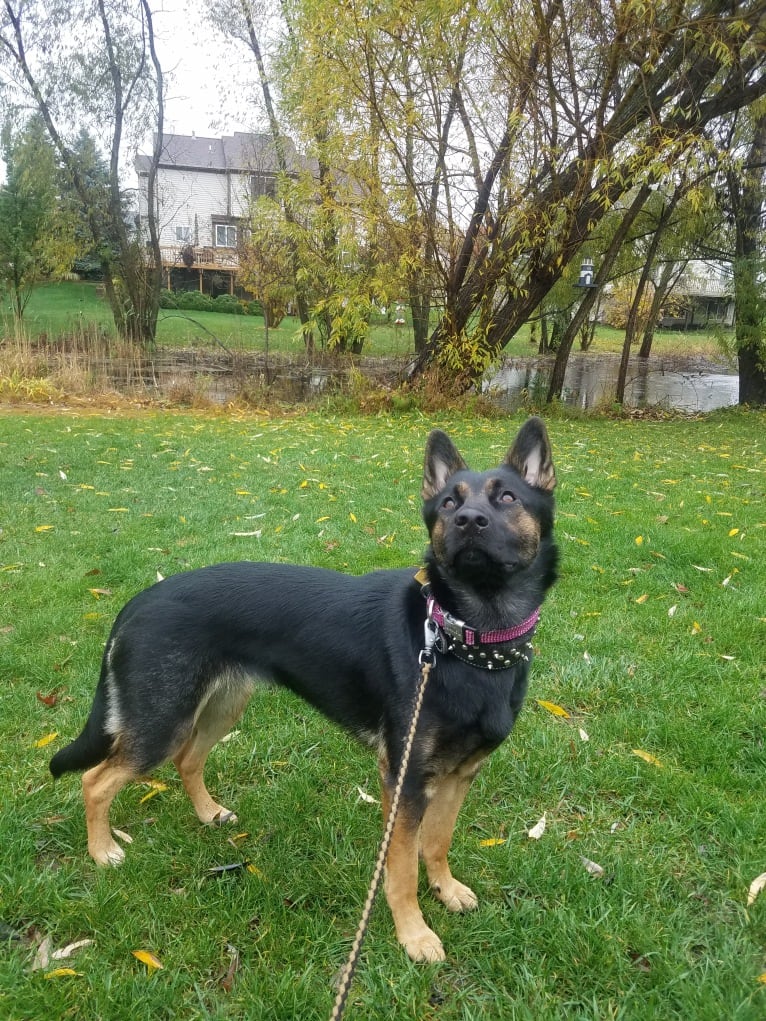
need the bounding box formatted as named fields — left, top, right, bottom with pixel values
left=82, top=759, right=137, bottom=866
left=420, top=769, right=479, bottom=912
left=379, top=762, right=445, bottom=963
left=173, top=685, right=251, bottom=825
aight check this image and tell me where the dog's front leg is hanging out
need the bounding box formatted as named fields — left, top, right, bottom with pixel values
left=379, top=762, right=445, bottom=963
left=420, top=766, right=482, bottom=912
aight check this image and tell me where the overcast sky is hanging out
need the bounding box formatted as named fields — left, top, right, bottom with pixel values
left=152, top=0, right=255, bottom=139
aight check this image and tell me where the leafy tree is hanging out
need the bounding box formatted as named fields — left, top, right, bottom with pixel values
left=254, top=0, right=766, bottom=392
left=0, top=116, right=77, bottom=320
left=0, top=0, right=165, bottom=345
left=237, top=197, right=295, bottom=357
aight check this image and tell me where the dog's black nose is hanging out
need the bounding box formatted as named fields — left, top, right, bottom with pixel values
left=455, top=507, right=489, bottom=531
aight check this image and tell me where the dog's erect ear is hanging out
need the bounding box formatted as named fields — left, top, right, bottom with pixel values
left=505, top=417, right=556, bottom=491
left=422, top=430, right=468, bottom=499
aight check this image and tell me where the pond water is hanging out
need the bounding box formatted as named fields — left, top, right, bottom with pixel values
left=486, top=353, right=739, bottom=413
left=102, top=349, right=739, bottom=413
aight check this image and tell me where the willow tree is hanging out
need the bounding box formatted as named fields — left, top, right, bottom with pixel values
left=0, top=0, right=165, bottom=346
left=268, top=0, right=766, bottom=388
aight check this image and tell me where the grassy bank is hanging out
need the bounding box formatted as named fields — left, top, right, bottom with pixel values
left=2, top=281, right=734, bottom=363
left=0, top=408, right=764, bottom=1019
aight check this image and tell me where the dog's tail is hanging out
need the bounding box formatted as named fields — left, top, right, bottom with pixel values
left=49, top=680, right=113, bottom=778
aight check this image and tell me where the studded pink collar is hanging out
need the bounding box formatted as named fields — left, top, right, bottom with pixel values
left=426, top=596, right=540, bottom=648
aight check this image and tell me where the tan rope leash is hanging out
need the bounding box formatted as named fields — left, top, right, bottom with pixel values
left=329, top=658, right=433, bottom=1021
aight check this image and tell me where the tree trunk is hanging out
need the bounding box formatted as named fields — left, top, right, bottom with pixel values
left=548, top=184, right=652, bottom=401
left=240, top=1, right=313, bottom=349
left=639, top=260, right=684, bottom=358
left=616, top=192, right=678, bottom=401
left=730, top=111, right=766, bottom=405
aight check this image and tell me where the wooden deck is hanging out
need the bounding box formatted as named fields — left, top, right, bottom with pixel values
left=160, top=245, right=239, bottom=271
left=160, top=246, right=239, bottom=293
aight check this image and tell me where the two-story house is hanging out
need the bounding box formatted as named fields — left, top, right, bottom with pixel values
left=135, top=131, right=299, bottom=295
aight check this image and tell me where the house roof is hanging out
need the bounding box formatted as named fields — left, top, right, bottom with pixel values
left=135, top=132, right=299, bottom=175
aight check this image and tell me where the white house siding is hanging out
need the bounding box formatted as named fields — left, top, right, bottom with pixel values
left=154, top=168, right=252, bottom=246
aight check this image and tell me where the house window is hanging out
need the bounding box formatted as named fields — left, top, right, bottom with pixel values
left=215, top=224, right=238, bottom=248
left=251, top=174, right=276, bottom=200
left=175, top=225, right=192, bottom=243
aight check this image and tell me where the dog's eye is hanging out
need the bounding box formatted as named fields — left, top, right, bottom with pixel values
left=441, top=496, right=456, bottom=510
left=500, top=491, right=516, bottom=504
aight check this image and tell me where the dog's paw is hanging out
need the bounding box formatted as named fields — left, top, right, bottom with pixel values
left=401, top=927, right=446, bottom=963
left=431, top=878, right=478, bottom=912
left=90, top=839, right=126, bottom=867
left=210, top=808, right=238, bottom=826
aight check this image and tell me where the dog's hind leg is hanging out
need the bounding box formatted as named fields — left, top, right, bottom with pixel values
left=173, top=680, right=253, bottom=825
left=420, top=757, right=486, bottom=913
left=82, top=758, right=139, bottom=866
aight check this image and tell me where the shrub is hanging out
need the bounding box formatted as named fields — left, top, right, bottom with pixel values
left=176, top=290, right=214, bottom=312
left=212, top=293, right=244, bottom=315
left=159, top=289, right=178, bottom=309
left=247, top=299, right=264, bottom=317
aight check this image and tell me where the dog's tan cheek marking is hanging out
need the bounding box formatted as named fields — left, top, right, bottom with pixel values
left=509, top=508, right=541, bottom=563
left=430, top=518, right=447, bottom=559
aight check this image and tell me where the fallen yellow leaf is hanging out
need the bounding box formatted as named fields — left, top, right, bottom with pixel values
left=635, top=535, right=643, bottom=546
left=132, top=950, right=163, bottom=972
left=536, top=699, right=570, bottom=719
left=34, top=732, right=58, bottom=748
left=479, top=837, right=506, bottom=847
left=139, top=781, right=168, bottom=804
left=35, top=525, right=54, bottom=532
left=632, top=749, right=663, bottom=767
left=44, top=968, right=82, bottom=979
left=635, top=593, right=649, bottom=604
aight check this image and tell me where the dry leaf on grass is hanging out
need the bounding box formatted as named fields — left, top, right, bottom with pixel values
left=581, top=857, right=605, bottom=877
left=356, top=786, right=379, bottom=804
left=51, top=939, right=94, bottom=960
left=32, top=936, right=93, bottom=972
left=528, top=813, right=547, bottom=840
left=747, top=872, right=766, bottom=906
left=218, top=943, right=240, bottom=993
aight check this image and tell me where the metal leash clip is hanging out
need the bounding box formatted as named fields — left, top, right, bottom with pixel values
left=420, top=616, right=441, bottom=665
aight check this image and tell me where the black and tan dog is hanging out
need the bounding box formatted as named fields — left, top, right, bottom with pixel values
left=50, top=417, right=557, bottom=962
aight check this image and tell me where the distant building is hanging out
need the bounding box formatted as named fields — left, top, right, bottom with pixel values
left=135, top=132, right=299, bottom=295
left=660, top=262, right=734, bottom=329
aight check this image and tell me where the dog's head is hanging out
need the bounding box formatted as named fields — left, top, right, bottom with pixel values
left=421, top=418, right=557, bottom=610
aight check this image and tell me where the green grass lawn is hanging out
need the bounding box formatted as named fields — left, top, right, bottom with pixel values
left=0, top=408, right=764, bottom=1019
left=4, top=281, right=733, bottom=365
